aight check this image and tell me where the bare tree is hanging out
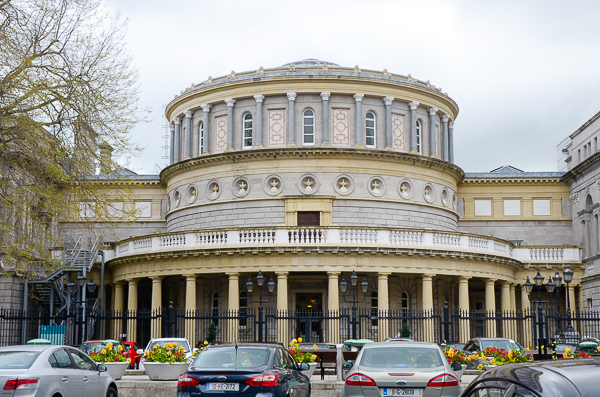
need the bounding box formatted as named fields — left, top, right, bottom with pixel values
left=0, top=0, right=144, bottom=273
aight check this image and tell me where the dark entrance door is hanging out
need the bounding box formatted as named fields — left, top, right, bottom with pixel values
left=296, top=293, right=323, bottom=342
left=297, top=212, right=320, bottom=226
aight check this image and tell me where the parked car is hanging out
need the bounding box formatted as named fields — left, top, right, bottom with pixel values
left=0, top=344, right=118, bottom=397
left=343, top=341, right=462, bottom=397
left=384, top=337, right=414, bottom=342
left=576, top=337, right=600, bottom=355
left=297, top=343, right=336, bottom=350
left=80, top=339, right=127, bottom=356
left=461, top=357, right=600, bottom=397
left=177, top=343, right=311, bottom=397
left=123, top=341, right=142, bottom=369
left=462, top=337, right=523, bottom=354
left=138, top=337, right=192, bottom=370
left=446, top=343, right=465, bottom=351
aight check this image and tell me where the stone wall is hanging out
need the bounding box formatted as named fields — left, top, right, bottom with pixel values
left=0, top=275, right=24, bottom=310
left=458, top=220, right=573, bottom=245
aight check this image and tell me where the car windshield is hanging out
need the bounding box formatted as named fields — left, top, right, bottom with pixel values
left=149, top=340, right=190, bottom=352
left=0, top=351, right=40, bottom=369
left=193, top=348, right=269, bottom=369
left=81, top=341, right=124, bottom=355
left=481, top=340, right=522, bottom=352
left=360, top=347, right=444, bottom=369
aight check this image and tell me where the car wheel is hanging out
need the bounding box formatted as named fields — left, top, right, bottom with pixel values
left=106, top=386, right=118, bottom=397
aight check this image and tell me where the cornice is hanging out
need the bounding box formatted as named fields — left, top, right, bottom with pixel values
left=569, top=109, right=600, bottom=139
left=75, top=179, right=163, bottom=187
left=462, top=177, right=566, bottom=185
left=561, top=151, right=600, bottom=183
left=159, top=148, right=465, bottom=184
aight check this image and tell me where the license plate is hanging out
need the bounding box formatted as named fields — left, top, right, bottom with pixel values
left=383, top=388, right=422, bottom=396
left=206, top=383, right=239, bottom=391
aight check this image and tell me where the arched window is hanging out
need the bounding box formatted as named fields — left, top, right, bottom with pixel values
left=401, top=292, right=409, bottom=317
left=199, top=122, right=204, bottom=154
left=366, top=112, right=376, bottom=147
left=415, top=120, right=422, bottom=154
left=371, top=291, right=378, bottom=327
left=212, top=292, right=219, bottom=326
left=239, top=291, right=248, bottom=328
left=243, top=113, right=253, bottom=149
left=303, top=109, right=315, bottom=146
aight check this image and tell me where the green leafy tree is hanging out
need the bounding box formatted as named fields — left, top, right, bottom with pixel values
left=206, top=322, right=218, bottom=345
left=400, top=322, right=411, bottom=338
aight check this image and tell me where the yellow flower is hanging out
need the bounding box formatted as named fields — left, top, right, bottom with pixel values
left=298, top=337, right=303, bottom=343
left=313, top=345, right=318, bottom=350
left=291, top=339, right=297, bottom=344
left=172, top=343, right=178, bottom=347
left=106, top=342, right=113, bottom=350
left=311, top=354, right=317, bottom=361
left=100, top=349, right=107, bottom=355
left=491, top=358, right=496, bottom=364
left=526, top=347, right=531, bottom=351
left=448, top=350, right=455, bottom=358
left=118, top=345, right=123, bottom=352
left=204, top=341, right=208, bottom=345
left=180, top=346, right=184, bottom=351
left=144, top=351, right=149, bottom=357
left=563, top=353, right=569, bottom=358
left=481, top=357, right=487, bottom=361
left=153, top=345, right=158, bottom=350
left=597, top=346, right=600, bottom=353
left=127, top=358, right=131, bottom=362
left=565, top=348, right=572, bottom=354
left=477, top=364, right=483, bottom=370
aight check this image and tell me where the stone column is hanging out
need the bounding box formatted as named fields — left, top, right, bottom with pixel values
left=383, top=97, right=394, bottom=149
left=169, top=123, right=175, bottom=164
left=114, top=281, right=124, bottom=338
left=485, top=279, right=497, bottom=337
left=458, top=276, right=471, bottom=342
left=441, top=114, right=450, bottom=161
left=321, top=92, right=330, bottom=145
left=521, top=285, right=532, bottom=347
left=201, top=104, right=211, bottom=155
left=408, top=101, right=419, bottom=154
left=127, top=278, right=138, bottom=342
left=448, top=120, right=455, bottom=163
left=254, top=95, right=264, bottom=148
left=174, top=117, right=181, bottom=162
left=150, top=277, right=163, bottom=339
left=184, top=110, right=193, bottom=159
left=509, top=283, right=517, bottom=340
left=276, top=272, right=288, bottom=344
left=354, top=94, right=364, bottom=147
left=422, top=274, right=435, bottom=342
left=428, top=108, right=438, bottom=158
left=500, top=281, right=511, bottom=339
left=226, top=273, right=239, bottom=343
left=185, top=275, right=197, bottom=347
left=378, top=273, right=390, bottom=341
left=328, top=271, right=340, bottom=343
left=224, top=99, right=236, bottom=152
left=287, top=92, right=296, bottom=146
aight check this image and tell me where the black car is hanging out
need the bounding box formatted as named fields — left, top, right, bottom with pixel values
left=461, top=358, right=600, bottom=397
left=177, top=343, right=311, bottom=397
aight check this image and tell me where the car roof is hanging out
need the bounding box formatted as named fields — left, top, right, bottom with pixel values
left=148, top=338, right=188, bottom=341
left=205, top=343, right=281, bottom=348
left=0, top=345, right=71, bottom=352
left=362, top=341, right=439, bottom=349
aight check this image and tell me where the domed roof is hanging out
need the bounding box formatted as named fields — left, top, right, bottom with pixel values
left=280, top=58, right=340, bottom=68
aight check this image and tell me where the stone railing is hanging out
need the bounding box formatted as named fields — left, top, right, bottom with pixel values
left=112, top=227, right=579, bottom=263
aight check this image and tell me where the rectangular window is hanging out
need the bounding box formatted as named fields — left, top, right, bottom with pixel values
left=503, top=199, right=521, bottom=216
left=79, top=202, right=96, bottom=218
left=297, top=211, right=320, bottom=226
left=243, top=114, right=253, bottom=149
left=135, top=201, right=151, bottom=218
left=107, top=202, right=124, bottom=218
left=474, top=199, right=492, bottom=217
left=366, top=113, right=376, bottom=147
left=533, top=199, right=551, bottom=216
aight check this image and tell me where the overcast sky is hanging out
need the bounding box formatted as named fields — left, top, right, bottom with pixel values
left=103, top=0, right=600, bottom=175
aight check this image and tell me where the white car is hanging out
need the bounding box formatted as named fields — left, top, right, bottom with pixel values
left=137, top=337, right=194, bottom=370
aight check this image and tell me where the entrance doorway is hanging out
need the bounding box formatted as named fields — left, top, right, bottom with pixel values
left=297, top=212, right=320, bottom=226
left=296, top=293, right=323, bottom=342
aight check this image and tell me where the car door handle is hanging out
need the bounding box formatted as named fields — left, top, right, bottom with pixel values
left=61, top=376, right=69, bottom=382
left=82, top=376, right=89, bottom=382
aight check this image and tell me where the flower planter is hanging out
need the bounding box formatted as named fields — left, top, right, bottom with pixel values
left=301, top=362, right=317, bottom=378
left=144, top=362, right=189, bottom=381
left=104, top=362, right=129, bottom=380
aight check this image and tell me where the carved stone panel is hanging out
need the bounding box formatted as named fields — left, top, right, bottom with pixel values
left=214, top=115, right=227, bottom=153
left=332, top=108, right=350, bottom=145
left=268, top=109, right=286, bottom=146
left=392, top=114, right=405, bottom=151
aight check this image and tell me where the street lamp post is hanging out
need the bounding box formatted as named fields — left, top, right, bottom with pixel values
left=246, top=270, right=275, bottom=343
left=563, top=265, right=574, bottom=333
left=340, top=270, right=369, bottom=340
left=553, top=271, right=563, bottom=339
left=65, top=273, right=96, bottom=345
left=524, top=270, right=555, bottom=361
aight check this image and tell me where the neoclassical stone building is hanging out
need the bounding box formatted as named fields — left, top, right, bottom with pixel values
left=9, top=59, right=586, bottom=345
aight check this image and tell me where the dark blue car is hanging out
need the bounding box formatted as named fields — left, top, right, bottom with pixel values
left=177, top=343, right=311, bottom=397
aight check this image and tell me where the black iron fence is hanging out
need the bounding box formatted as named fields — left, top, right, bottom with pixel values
left=3, top=305, right=600, bottom=349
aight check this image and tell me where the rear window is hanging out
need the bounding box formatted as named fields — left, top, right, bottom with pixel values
left=193, top=348, right=270, bottom=369
left=148, top=340, right=190, bottom=353
left=481, top=340, right=522, bottom=352
left=360, top=347, right=444, bottom=369
left=0, top=351, right=40, bottom=369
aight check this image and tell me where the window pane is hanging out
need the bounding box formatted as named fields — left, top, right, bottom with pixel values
left=366, top=120, right=374, bottom=128
left=304, top=126, right=313, bottom=134
left=474, top=200, right=492, bottom=216
left=0, top=351, right=40, bottom=369
left=304, top=118, right=313, bottom=126
left=367, top=137, right=375, bottom=146
left=304, top=110, right=314, bottom=116
left=304, top=135, right=314, bottom=144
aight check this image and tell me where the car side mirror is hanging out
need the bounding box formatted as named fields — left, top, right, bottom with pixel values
left=192, top=348, right=199, bottom=353
left=97, top=364, right=107, bottom=372
left=451, top=362, right=462, bottom=371
left=136, top=349, right=143, bottom=355
left=298, top=362, right=310, bottom=371
left=343, top=361, right=353, bottom=370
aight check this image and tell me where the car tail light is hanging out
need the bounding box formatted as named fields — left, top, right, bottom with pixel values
left=427, top=374, right=459, bottom=388
left=345, top=373, right=377, bottom=387
left=3, top=378, right=40, bottom=390
left=177, top=375, right=200, bottom=387
left=245, top=374, right=279, bottom=387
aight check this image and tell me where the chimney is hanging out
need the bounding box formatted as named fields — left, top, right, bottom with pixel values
left=99, top=141, right=114, bottom=174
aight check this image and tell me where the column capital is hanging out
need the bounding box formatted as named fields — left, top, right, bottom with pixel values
left=485, top=278, right=497, bottom=285
left=428, top=107, right=438, bottom=116
left=286, top=92, right=297, bottom=101
left=253, top=94, right=265, bottom=103
left=126, top=278, right=139, bottom=285
left=378, top=272, right=392, bottom=278
left=185, top=274, right=198, bottom=281
left=184, top=110, right=194, bottom=118
left=408, top=101, right=419, bottom=110
left=225, top=272, right=240, bottom=278
left=173, top=117, right=181, bottom=125
left=353, top=93, right=364, bottom=102
left=441, top=114, right=450, bottom=122
left=458, top=276, right=471, bottom=282
left=382, top=96, right=394, bottom=106
left=449, top=120, right=454, bottom=128
left=169, top=123, right=175, bottom=132
left=320, top=92, right=331, bottom=101
left=150, top=276, right=164, bottom=282
left=327, top=271, right=341, bottom=277
left=422, top=273, right=435, bottom=280
left=276, top=271, right=289, bottom=277
left=200, top=104, right=212, bottom=113
left=224, top=98, right=236, bottom=107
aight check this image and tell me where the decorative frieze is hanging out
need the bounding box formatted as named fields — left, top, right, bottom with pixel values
left=268, top=109, right=286, bottom=146
left=392, top=114, right=405, bottom=150
left=332, top=108, right=350, bottom=145
left=214, top=115, right=227, bottom=153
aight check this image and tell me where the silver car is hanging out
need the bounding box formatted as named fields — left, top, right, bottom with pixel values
left=343, top=341, right=461, bottom=397
left=0, top=345, right=118, bottom=397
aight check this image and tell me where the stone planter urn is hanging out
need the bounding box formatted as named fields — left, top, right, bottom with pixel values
left=144, top=362, right=189, bottom=381
left=302, top=362, right=318, bottom=378
left=104, top=362, right=129, bottom=380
